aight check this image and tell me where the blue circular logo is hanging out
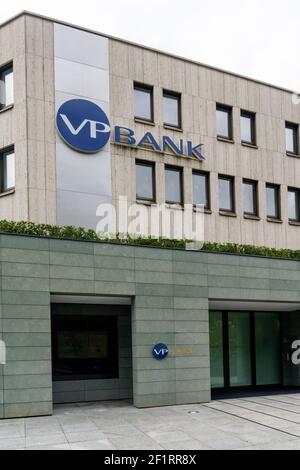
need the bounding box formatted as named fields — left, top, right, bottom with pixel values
left=153, top=343, right=169, bottom=360
left=56, top=99, right=111, bottom=153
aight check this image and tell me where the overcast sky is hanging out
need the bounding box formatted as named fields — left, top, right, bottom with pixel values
left=1, top=0, right=299, bottom=91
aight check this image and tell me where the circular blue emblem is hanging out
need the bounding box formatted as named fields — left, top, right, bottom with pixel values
left=153, top=343, right=169, bottom=360
left=56, top=99, right=111, bottom=153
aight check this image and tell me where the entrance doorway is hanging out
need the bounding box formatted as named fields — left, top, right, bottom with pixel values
left=210, top=311, right=282, bottom=393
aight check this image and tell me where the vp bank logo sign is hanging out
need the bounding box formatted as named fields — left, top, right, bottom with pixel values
left=56, top=99, right=111, bottom=153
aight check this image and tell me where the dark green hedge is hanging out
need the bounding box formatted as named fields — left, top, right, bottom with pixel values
left=0, top=220, right=299, bottom=260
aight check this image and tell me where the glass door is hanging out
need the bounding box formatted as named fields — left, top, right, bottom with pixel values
left=255, top=312, right=281, bottom=386
left=228, top=312, right=252, bottom=387
left=209, top=312, right=225, bottom=389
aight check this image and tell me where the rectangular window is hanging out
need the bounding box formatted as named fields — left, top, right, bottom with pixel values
left=51, top=308, right=119, bottom=382
left=241, top=111, right=256, bottom=145
left=0, top=147, right=15, bottom=193
left=193, top=171, right=210, bottom=209
left=136, top=160, right=155, bottom=202
left=243, top=179, right=258, bottom=216
left=216, top=104, right=233, bottom=140
left=288, top=187, right=300, bottom=222
left=163, top=90, right=181, bottom=128
left=286, top=122, right=299, bottom=155
left=134, top=83, right=153, bottom=122
left=266, top=183, right=280, bottom=220
left=0, top=63, right=13, bottom=110
left=219, top=175, right=235, bottom=212
left=165, top=166, right=183, bottom=205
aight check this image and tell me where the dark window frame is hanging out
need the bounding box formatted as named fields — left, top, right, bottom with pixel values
left=192, top=170, right=210, bottom=211
left=163, top=89, right=182, bottom=129
left=135, top=159, right=156, bottom=203
left=285, top=122, right=299, bottom=156
left=0, top=62, right=13, bottom=111
left=216, top=104, right=233, bottom=140
left=266, top=183, right=281, bottom=221
left=165, top=165, right=184, bottom=205
left=218, top=174, right=235, bottom=214
left=0, top=146, right=15, bottom=193
left=288, top=187, right=300, bottom=222
left=241, top=110, right=256, bottom=146
left=243, top=179, right=259, bottom=217
left=133, top=82, right=154, bottom=123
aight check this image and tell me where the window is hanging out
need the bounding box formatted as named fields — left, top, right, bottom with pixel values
left=266, top=184, right=280, bottom=220
left=165, top=166, right=183, bottom=205
left=193, top=171, right=210, bottom=210
left=285, top=122, right=299, bottom=155
left=51, top=307, right=119, bottom=381
left=163, top=90, right=181, bottom=128
left=219, top=175, right=235, bottom=213
left=288, top=188, right=300, bottom=222
left=0, top=63, right=13, bottom=110
left=136, top=160, right=155, bottom=202
left=241, top=111, right=256, bottom=145
left=0, top=147, right=15, bottom=193
left=134, top=83, right=153, bottom=122
left=216, top=104, right=233, bottom=140
left=243, top=179, right=258, bottom=216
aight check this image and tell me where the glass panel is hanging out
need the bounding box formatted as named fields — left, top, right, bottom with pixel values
left=286, top=126, right=296, bottom=153
left=228, top=312, right=252, bottom=387
left=266, top=186, right=278, bottom=218
left=243, top=181, right=255, bottom=214
left=3, top=151, right=15, bottom=191
left=136, top=163, right=154, bottom=200
left=165, top=168, right=182, bottom=204
left=288, top=190, right=297, bottom=220
left=193, top=173, right=208, bottom=207
left=217, top=108, right=230, bottom=138
left=209, top=312, right=224, bottom=389
left=134, top=87, right=152, bottom=121
left=219, top=178, right=232, bottom=211
left=241, top=115, right=252, bottom=143
left=255, top=313, right=281, bottom=386
left=163, top=94, right=180, bottom=127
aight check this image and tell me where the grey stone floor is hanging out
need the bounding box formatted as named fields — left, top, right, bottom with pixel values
left=2, top=393, right=300, bottom=450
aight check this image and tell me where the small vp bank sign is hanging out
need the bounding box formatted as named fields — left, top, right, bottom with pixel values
left=56, top=99, right=205, bottom=160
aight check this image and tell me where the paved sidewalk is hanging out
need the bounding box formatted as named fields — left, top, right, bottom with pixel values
left=1, top=393, right=300, bottom=450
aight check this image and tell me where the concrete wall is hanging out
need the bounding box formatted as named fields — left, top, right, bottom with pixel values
left=52, top=304, right=132, bottom=404
left=0, top=233, right=300, bottom=418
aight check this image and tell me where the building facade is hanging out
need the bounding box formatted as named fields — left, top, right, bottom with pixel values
left=0, top=12, right=299, bottom=419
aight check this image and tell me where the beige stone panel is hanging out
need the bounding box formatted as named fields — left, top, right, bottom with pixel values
left=45, top=142, right=56, bottom=192
left=44, top=101, right=56, bottom=144
left=200, top=137, right=215, bottom=172
left=226, top=142, right=238, bottom=178
left=283, top=156, right=296, bottom=187
left=215, top=142, right=230, bottom=176
left=182, top=94, right=194, bottom=133
left=198, top=67, right=213, bottom=101
left=109, top=40, right=129, bottom=79
left=206, top=100, right=216, bottom=138
left=27, top=98, right=45, bottom=142
left=113, top=152, right=135, bottom=202
left=256, top=113, right=266, bottom=150
left=143, top=50, right=159, bottom=86
left=210, top=172, right=218, bottom=214
left=232, top=107, right=240, bottom=143
left=235, top=176, right=243, bottom=216
left=171, top=58, right=185, bottom=93
left=272, top=152, right=284, bottom=184
left=14, top=101, right=27, bottom=143
left=0, top=16, right=25, bottom=64
left=236, top=78, right=248, bottom=110
left=274, top=223, right=287, bottom=249
left=13, top=54, right=27, bottom=104
left=27, top=140, right=46, bottom=190
left=14, top=140, right=28, bottom=191
left=263, top=221, right=275, bottom=248
left=13, top=189, right=29, bottom=220
left=211, top=71, right=224, bottom=104
left=44, top=58, right=55, bottom=103
left=153, top=87, right=162, bottom=125
left=45, top=190, right=57, bottom=225
left=280, top=185, right=288, bottom=222
left=28, top=188, right=47, bottom=223
left=215, top=215, right=230, bottom=243
left=156, top=160, right=165, bottom=205
left=224, top=74, right=237, bottom=107
left=0, top=193, right=16, bottom=220
left=192, top=97, right=206, bottom=136
left=204, top=212, right=217, bottom=243
left=258, top=181, right=266, bottom=220
left=26, top=53, right=44, bottom=100
left=158, top=54, right=172, bottom=90
left=110, top=76, right=132, bottom=119
left=247, top=81, right=260, bottom=113
left=259, top=84, right=272, bottom=116
left=261, top=150, right=274, bottom=183
left=25, top=16, right=44, bottom=57
left=43, top=20, right=54, bottom=60
left=270, top=88, right=283, bottom=119
left=128, top=46, right=143, bottom=83
left=183, top=167, right=192, bottom=205
left=282, top=91, right=300, bottom=124
left=185, top=62, right=199, bottom=97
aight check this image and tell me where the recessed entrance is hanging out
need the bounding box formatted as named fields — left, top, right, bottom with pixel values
left=210, top=311, right=282, bottom=393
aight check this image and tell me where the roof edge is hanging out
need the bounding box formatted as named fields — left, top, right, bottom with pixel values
left=1, top=10, right=299, bottom=96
